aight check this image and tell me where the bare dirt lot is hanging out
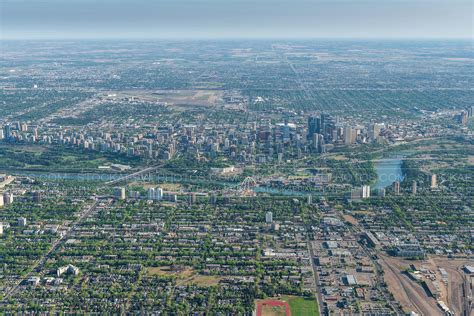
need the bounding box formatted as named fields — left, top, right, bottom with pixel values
left=379, top=255, right=442, bottom=315
left=432, top=257, right=473, bottom=316
left=147, top=266, right=224, bottom=287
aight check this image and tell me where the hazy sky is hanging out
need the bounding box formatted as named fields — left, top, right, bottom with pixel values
left=1, top=0, right=473, bottom=39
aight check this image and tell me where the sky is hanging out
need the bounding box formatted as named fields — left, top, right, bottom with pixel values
left=1, top=0, right=473, bottom=39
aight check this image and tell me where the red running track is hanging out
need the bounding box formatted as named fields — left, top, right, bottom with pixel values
left=256, top=300, right=291, bottom=316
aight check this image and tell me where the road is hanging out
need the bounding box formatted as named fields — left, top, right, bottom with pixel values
left=306, top=239, right=326, bottom=316
left=340, top=214, right=403, bottom=314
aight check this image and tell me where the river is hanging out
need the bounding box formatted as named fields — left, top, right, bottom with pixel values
left=373, top=155, right=406, bottom=190
left=3, top=154, right=407, bottom=195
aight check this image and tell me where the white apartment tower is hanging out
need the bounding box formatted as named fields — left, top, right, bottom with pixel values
left=265, top=211, right=273, bottom=223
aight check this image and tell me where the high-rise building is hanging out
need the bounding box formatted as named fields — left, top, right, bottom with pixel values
left=4, top=125, right=12, bottom=140
left=320, top=113, right=329, bottom=135
left=0, top=222, right=3, bottom=235
left=115, top=187, right=126, bottom=200
left=344, top=125, right=355, bottom=145
left=129, top=191, right=140, bottom=199
left=430, top=174, right=437, bottom=189
left=307, top=116, right=320, bottom=141
left=458, top=110, right=468, bottom=125
left=281, top=123, right=290, bottom=141
left=18, top=217, right=27, bottom=227
left=155, top=188, right=163, bottom=201
left=311, top=133, right=324, bottom=152
left=412, top=181, right=417, bottom=195
left=378, top=188, right=386, bottom=198
left=188, top=193, right=196, bottom=205
left=210, top=193, right=217, bottom=204
left=0, top=195, right=4, bottom=208
left=265, top=211, right=273, bottom=223
left=392, top=181, right=400, bottom=195
left=318, top=134, right=325, bottom=153
left=3, top=192, right=13, bottom=204
left=307, top=194, right=312, bottom=205
left=319, top=113, right=337, bottom=143
left=147, top=187, right=155, bottom=200
left=369, top=123, right=383, bottom=142
left=148, top=143, right=153, bottom=158
left=32, top=191, right=42, bottom=203
left=20, top=123, right=28, bottom=132
left=362, top=185, right=371, bottom=198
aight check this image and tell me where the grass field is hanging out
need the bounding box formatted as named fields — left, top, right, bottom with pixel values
left=283, top=295, right=319, bottom=316
left=147, top=266, right=194, bottom=278
left=256, top=296, right=319, bottom=316
left=147, top=266, right=223, bottom=286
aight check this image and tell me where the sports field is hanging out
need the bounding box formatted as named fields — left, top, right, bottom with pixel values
left=256, top=296, right=319, bottom=316
left=283, top=296, right=319, bottom=316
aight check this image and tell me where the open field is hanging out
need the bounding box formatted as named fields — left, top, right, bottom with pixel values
left=147, top=266, right=194, bottom=278
left=256, top=296, right=319, bottom=316
left=147, top=266, right=223, bottom=287
left=283, top=295, right=319, bottom=316
left=150, top=89, right=224, bottom=108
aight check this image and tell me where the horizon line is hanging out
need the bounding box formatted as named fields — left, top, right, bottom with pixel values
left=1, top=36, right=473, bottom=41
